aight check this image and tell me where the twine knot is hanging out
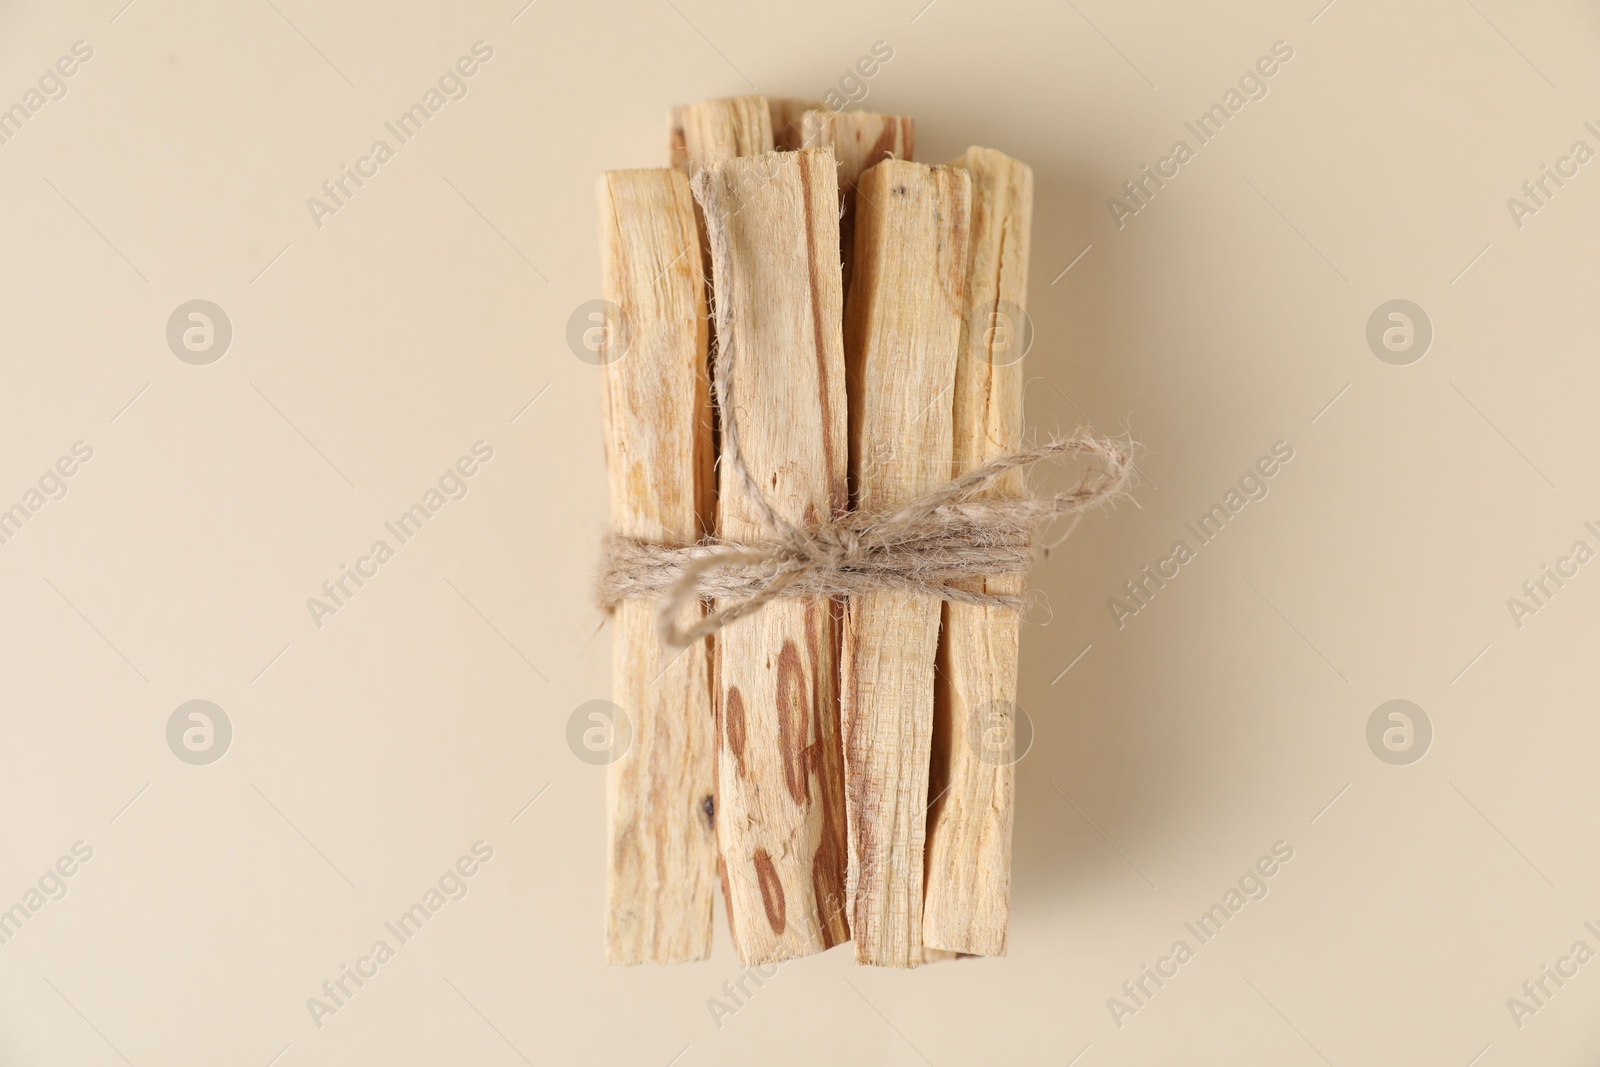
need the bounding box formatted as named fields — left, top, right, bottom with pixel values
left=597, top=434, right=1134, bottom=648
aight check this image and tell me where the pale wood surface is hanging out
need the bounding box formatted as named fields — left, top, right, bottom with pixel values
left=680, top=97, right=774, bottom=394
left=923, top=147, right=1034, bottom=957
left=596, top=168, right=717, bottom=964
left=839, top=159, right=971, bottom=968
left=799, top=110, right=914, bottom=299
left=682, top=96, right=775, bottom=171
left=694, top=148, right=852, bottom=964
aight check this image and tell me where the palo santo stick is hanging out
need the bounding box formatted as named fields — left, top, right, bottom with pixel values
left=682, top=96, right=775, bottom=171
left=673, top=97, right=807, bottom=164
left=841, top=158, right=971, bottom=968
left=922, top=147, right=1034, bottom=957
left=768, top=98, right=824, bottom=151
left=596, top=168, right=717, bottom=964
left=680, top=97, right=775, bottom=377
left=800, top=110, right=914, bottom=298
left=693, top=148, right=852, bottom=964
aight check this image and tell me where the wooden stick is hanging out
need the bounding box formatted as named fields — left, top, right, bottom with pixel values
left=596, top=168, right=717, bottom=964
left=694, top=148, right=852, bottom=964
left=768, top=98, right=824, bottom=151
left=674, top=97, right=817, bottom=164
left=679, top=96, right=775, bottom=411
left=800, top=110, right=914, bottom=299
left=840, top=158, right=971, bottom=968
left=682, top=96, right=774, bottom=171
left=922, top=147, right=1034, bottom=957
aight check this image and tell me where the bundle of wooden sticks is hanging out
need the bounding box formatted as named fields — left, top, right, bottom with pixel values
left=596, top=94, right=1034, bottom=968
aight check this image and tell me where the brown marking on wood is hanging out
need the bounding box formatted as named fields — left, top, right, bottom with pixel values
left=801, top=596, right=824, bottom=790
left=780, top=598, right=849, bottom=947
left=806, top=597, right=850, bottom=946
left=848, top=761, right=879, bottom=938
left=775, top=640, right=810, bottom=806
left=937, top=203, right=971, bottom=311
left=753, top=848, right=787, bottom=934
left=725, top=685, right=748, bottom=776
left=811, top=840, right=848, bottom=944
left=695, top=149, right=849, bottom=963
left=719, top=854, right=739, bottom=945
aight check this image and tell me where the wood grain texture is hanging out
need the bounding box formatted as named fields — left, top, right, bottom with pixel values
left=922, top=147, right=1034, bottom=957
left=840, top=159, right=971, bottom=968
left=800, top=110, right=914, bottom=299
left=681, top=97, right=775, bottom=370
left=682, top=96, right=775, bottom=171
left=596, top=168, right=717, bottom=964
left=693, top=148, right=852, bottom=964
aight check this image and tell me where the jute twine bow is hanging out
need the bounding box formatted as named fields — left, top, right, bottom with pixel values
left=595, top=169, right=1135, bottom=648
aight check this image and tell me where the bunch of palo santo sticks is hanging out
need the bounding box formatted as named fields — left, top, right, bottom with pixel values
left=596, top=94, right=1034, bottom=968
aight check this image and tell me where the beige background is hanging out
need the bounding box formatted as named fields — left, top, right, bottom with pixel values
left=1, top=0, right=1597, bottom=1063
